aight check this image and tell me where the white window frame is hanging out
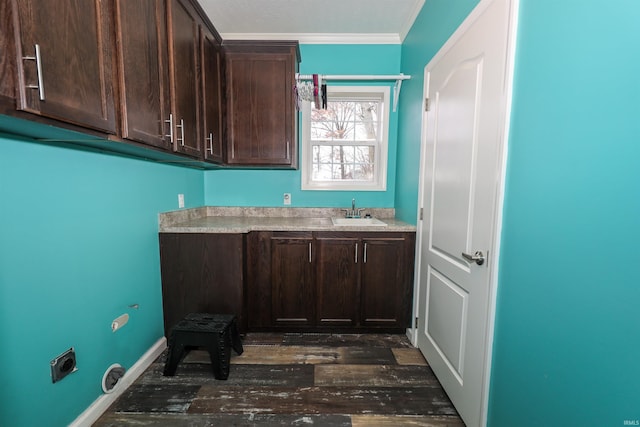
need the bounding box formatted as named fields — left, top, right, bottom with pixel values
left=301, top=85, right=390, bottom=191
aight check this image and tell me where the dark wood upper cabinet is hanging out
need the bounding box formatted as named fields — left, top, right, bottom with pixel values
left=167, top=0, right=201, bottom=158
left=114, top=0, right=171, bottom=149
left=223, top=41, right=300, bottom=168
left=1, top=1, right=303, bottom=168
left=201, top=26, right=224, bottom=163
left=10, top=0, right=117, bottom=133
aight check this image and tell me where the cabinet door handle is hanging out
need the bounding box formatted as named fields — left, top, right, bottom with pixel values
left=165, top=114, right=174, bottom=143
left=206, top=132, right=214, bottom=155
left=177, top=119, right=185, bottom=146
left=23, top=44, right=45, bottom=101
left=363, top=242, right=368, bottom=263
left=355, top=243, right=358, bottom=264
left=286, top=140, right=290, bottom=159
left=308, top=242, right=312, bottom=263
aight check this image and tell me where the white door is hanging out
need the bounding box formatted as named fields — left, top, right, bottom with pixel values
left=415, top=0, right=517, bottom=425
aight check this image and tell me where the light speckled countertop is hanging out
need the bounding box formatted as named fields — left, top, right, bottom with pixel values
left=159, top=207, right=416, bottom=233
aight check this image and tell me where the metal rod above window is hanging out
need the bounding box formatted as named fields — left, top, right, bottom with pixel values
left=295, top=73, right=411, bottom=112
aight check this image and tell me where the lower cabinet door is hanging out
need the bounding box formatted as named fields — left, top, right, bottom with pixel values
left=360, top=237, right=407, bottom=327
left=315, top=234, right=360, bottom=327
left=271, top=234, right=314, bottom=326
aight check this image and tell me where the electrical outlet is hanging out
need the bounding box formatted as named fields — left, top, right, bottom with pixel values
left=178, top=194, right=185, bottom=208
left=283, top=193, right=291, bottom=205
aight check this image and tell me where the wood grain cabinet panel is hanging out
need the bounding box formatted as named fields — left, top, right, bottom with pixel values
left=223, top=41, right=300, bottom=168
left=271, top=233, right=315, bottom=326
left=0, top=0, right=17, bottom=104
left=201, top=26, right=224, bottom=163
left=246, top=232, right=315, bottom=329
left=246, top=231, right=272, bottom=329
left=315, top=234, right=360, bottom=327
left=159, top=233, right=246, bottom=335
left=10, top=0, right=116, bottom=133
left=114, top=0, right=171, bottom=149
left=247, top=231, right=415, bottom=332
left=360, top=235, right=415, bottom=328
left=167, top=0, right=201, bottom=158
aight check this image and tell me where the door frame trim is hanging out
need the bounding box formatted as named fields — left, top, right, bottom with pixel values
left=410, top=0, right=520, bottom=424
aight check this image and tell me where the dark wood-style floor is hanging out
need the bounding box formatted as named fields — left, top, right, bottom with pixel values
left=94, top=333, right=465, bottom=426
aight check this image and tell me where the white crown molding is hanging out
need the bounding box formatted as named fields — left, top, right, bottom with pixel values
left=220, top=32, right=402, bottom=45
left=399, top=0, right=426, bottom=42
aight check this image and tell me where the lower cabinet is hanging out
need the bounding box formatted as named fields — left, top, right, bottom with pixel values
left=315, top=234, right=360, bottom=327
left=359, top=235, right=414, bottom=327
left=159, top=230, right=415, bottom=335
left=246, top=232, right=315, bottom=328
left=159, top=233, right=245, bottom=335
left=247, top=231, right=415, bottom=332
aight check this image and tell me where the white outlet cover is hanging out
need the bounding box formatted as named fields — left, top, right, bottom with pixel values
left=178, top=194, right=185, bottom=208
left=283, top=193, right=291, bottom=205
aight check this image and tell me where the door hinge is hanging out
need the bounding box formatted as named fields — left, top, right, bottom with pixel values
left=419, top=207, right=424, bottom=221
left=425, top=97, right=430, bottom=111
left=415, top=316, right=419, bottom=327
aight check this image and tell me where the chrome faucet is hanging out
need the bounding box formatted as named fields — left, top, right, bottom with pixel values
left=343, top=198, right=364, bottom=218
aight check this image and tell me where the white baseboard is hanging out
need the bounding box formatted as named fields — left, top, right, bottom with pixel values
left=70, top=337, right=167, bottom=427
left=406, top=327, right=417, bottom=346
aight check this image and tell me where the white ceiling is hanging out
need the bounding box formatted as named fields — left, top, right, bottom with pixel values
left=198, top=0, right=425, bottom=44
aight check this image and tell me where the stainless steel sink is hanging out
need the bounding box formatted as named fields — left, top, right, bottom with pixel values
left=331, top=217, right=387, bottom=226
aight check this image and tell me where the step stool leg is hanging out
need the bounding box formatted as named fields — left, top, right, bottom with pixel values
left=229, top=319, right=244, bottom=355
left=207, top=340, right=230, bottom=380
left=163, top=342, right=186, bottom=376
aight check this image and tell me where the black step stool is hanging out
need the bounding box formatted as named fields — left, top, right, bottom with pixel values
left=163, top=313, right=243, bottom=380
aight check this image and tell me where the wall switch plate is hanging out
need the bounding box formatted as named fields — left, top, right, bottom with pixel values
left=178, top=194, right=185, bottom=208
left=283, top=193, right=291, bottom=205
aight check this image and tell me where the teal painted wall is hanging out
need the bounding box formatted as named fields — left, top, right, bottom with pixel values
left=0, top=135, right=204, bottom=427
left=398, top=0, right=640, bottom=424
left=395, top=0, right=479, bottom=223
left=204, top=44, right=402, bottom=209
left=489, top=0, right=640, bottom=425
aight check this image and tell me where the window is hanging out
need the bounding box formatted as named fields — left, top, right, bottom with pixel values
left=301, top=86, right=390, bottom=191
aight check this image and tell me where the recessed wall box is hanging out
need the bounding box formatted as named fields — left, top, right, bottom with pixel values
left=51, top=347, right=77, bottom=383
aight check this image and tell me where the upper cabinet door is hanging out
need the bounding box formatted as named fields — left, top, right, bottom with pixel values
left=11, top=0, right=116, bottom=133
left=167, top=0, right=201, bottom=158
left=224, top=41, right=300, bottom=168
left=201, top=27, right=224, bottom=163
left=114, top=0, right=171, bottom=150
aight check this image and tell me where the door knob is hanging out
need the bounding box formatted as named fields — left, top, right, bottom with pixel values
left=462, top=250, right=486, bottom=266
